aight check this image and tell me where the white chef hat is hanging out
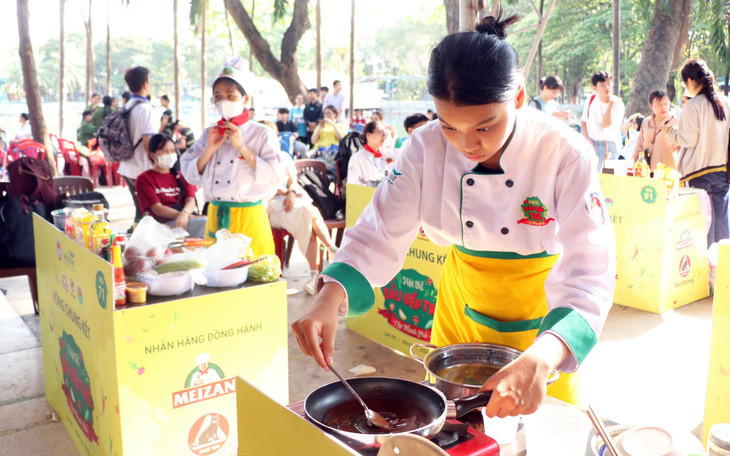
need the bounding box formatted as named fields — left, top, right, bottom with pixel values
left=214, top=57, right=254, bottom=95
left=195, top=353, right=212, bottom=364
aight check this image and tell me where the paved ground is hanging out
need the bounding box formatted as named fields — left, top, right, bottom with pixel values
left=0, top=185, right=713, bottom=454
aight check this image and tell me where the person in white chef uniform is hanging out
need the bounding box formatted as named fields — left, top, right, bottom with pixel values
left=292, top=14, right=616, bottom=418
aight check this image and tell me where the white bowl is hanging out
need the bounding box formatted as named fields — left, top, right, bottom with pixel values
left=202, top=266, right=249, bottom=288
left=140, top=271, right=194, bottom=296
left=592, top=424, right=705, bottom=456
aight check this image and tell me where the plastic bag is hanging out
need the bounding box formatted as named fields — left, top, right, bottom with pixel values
left=248, top=255, right=282, bottom=283
left=123, top=216, right=178, bottom=276
left=204, top=229, right=253, bottom=271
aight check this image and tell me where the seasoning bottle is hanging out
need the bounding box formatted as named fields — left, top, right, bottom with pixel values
left=708, top=423, right=730, bottom=456
left=88, top=204, right=112, bottom=256
left=112, top=245, right=127, bottom=307
left=635, top=155, right=650, bottom=178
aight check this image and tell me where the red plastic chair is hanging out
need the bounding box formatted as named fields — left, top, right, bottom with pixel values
left=15, top=140, right=47, bottom=162
left=52, top=135, right=82, bottom=176
left=87, top=138, right=124, bottom=187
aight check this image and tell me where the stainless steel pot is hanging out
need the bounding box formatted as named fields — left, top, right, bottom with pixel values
left=410, top=342, right=559, bottom=399
left=303, top=377, right=491, bottom=450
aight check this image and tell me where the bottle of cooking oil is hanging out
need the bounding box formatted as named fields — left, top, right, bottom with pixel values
left=73, top=209, right=94, bottom=247
left=88, top=204, right=112, bottom=257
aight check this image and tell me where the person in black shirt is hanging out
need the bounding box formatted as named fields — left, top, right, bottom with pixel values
left=275, top=108, right=298, bottom=134
left=171, top=120, right=196, bottom=154
left=302, top=88, right=323, bottom=146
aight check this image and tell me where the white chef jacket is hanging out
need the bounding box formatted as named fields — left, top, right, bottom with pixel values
left=180, top=121, right=282, bottom=204
left=323, top=108, right=616, bottom=372
left=347, top=147, right=398, bottom=186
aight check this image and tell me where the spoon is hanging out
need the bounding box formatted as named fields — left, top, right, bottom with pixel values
left=328, top=363, right=392, bottom=430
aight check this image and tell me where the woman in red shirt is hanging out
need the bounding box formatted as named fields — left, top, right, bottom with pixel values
left=135, top=133, right=206, bottom=237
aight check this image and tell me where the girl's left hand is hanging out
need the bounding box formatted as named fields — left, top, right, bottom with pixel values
left=479, top=351, right=552, bottom=418
left=174, top=211, right=190, bottom=230
left=222, top=122, right=244, bottom=150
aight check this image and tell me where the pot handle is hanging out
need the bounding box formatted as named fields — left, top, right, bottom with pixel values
left=546, top=369, right=560, bottom=385
left=452, top=391, right=493, bottom=420
left=409, top=343, right=437, bottom=364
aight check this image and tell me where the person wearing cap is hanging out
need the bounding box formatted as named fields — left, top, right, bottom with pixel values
left=180, top=57, right=282, bottom=256
left=191, top=353, right=222, bottom=386
left=292, top=15, right=615, bottom=416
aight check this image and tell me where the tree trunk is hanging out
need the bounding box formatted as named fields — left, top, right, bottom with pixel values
left=174, top=0, right=180, bottom=121
left=224, top=0, right=310, bottom=103
left=613, top=0, right=620, bottom=96
left=316, top=0, right=321, bottom=90
left=443, top=0, right=459, bottom=34
left=201, top=0, right=207, bottom=131
left=224, top=4, right=235, bottom=56
left=59, top=0, right=65, bottom=137
left=17, top=0, right=56, bottom=175
left=106, top=0, right=111, bottom=95
left=537, top=0, right=543, bottom=90
left=349, top=0, right=355, bottom=118
left=249, top=0, right=255, bottom=71
left=83, top=0, right=94, bottom=105
left=625, top=0, right=691, bottom=116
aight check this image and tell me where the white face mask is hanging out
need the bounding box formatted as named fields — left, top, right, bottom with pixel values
left=215, top=99, right=245, bottom=120
left=156, top=153, right=178, bottom=170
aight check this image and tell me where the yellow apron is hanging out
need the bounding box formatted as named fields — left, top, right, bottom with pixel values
left=431, top=245, right=580, bottom=406
left=206, top=201, right=275, bottom=257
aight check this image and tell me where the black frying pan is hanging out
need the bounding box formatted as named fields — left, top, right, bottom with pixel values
left=304, top=377, right=491, bottom=449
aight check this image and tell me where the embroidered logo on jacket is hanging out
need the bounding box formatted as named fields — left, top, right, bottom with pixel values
left=585, top=192, right=606, bottom=224
left=517, top=196, right=554, bottom=226
left=387, top=168, right=402, bottom=185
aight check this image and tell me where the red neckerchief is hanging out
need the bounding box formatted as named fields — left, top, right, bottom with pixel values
left=199, top=366, right=209, bottom=374
left=364, top=144, right=382, bottom=158
left=217, top=109, right=250, bottom=135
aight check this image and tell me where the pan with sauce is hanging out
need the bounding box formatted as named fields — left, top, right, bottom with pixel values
left=322, top=396, right=431, bottom=435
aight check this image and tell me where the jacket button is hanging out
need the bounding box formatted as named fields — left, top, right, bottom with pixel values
left=215, top=180, right=219, bottom=184
left=506, top=179, right=513, bottom=187
left=230, top=160, right=234, bottom=164
left=227, top=180, right=231, bottom=184
left=501, top=227, right=509, bottom=235
left=466, top=221, right=474, bottom=228
left=466, top=178, right=475, bottom=186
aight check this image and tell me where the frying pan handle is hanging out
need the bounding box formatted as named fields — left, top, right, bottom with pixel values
left=546, top=369, right=560, bottom=385
left=452, top=391, right=492, bottom=420
left=409, top=343, right=437, bottom=364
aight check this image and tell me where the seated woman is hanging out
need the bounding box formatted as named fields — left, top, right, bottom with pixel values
left=347, top=121, right=399, bottom=186
left=135, top=133, right=206, bottom=238
left=370, top=110, right=396, bottom=147
left=310, top=105, right=345, bottom=153
left=266, top=143, right=339, bottom=295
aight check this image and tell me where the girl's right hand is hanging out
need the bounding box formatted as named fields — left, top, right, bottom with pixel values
left=206, top=127, right=227, bottom=154
left=291, top=282, right=345, bottom=371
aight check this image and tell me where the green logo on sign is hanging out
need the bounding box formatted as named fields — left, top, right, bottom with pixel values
left=640, top=186, right=658, bottom=204
left=95, top=271, right=107, bottom=309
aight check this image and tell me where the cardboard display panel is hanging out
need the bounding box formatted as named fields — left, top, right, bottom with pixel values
left=35, top=215, right=288, bottom=456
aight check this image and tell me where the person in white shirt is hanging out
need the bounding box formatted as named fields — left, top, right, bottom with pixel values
left=580, top=71, right=625, bottom=173
left=180, top=57, right=282, bottom=255
left=293, top=15, right=615, bottom=415
left=14, top=113, right=32, bottom=141
left=323, top=80, right=346, bottom=122
left=347, top=121, right=398, bottom=186
left=118, top=66, right=157, bottom=222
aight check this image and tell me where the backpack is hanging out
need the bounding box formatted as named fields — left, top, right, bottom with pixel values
left=96, top=100, right=144, bottom=162
left=297, top=170, right=344, bottom=220
left=533, top=98, right=543, bottom=111
left=0, top=196, right=48, bottom=267
left=585, top=94, right=598, bottom=118
left=335, top=131, right=363, bottom=184
left=7, top=157, right=63, bottom=211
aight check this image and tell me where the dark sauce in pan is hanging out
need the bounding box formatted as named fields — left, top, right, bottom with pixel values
left=322, top=397, right=432, bottom=434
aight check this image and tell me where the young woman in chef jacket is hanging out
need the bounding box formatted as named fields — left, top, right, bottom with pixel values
left=347, top=121, right=399, bottom=186
left=292, top=15, right=616, bottom=417
left=180, top=58, right=282, bottom=256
